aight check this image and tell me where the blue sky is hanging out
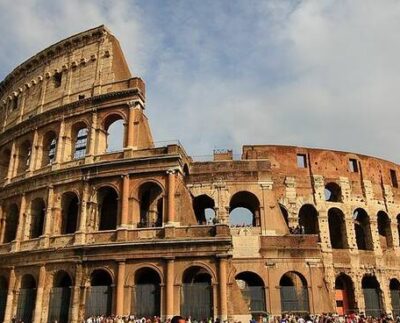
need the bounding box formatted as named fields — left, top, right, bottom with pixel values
left=0, top=0, right=399, bottom=163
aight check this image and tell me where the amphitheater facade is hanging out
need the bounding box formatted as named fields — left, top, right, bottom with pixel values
left=0, top=25, right=399, bottom=323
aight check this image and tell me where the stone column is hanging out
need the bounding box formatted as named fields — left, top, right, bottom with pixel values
left=7, top=141, right=16, bottom=181
left=12, top=194, right=26, bottom=251
left=116, top=261, right=126, bottom=316
left=75, top=182, right=90, bottom=244
left=165, top=258, right=175, bottom=319
left=28, top=129, right=39, bottom=173
left=87, top=109, right=98, bottom=159
left=70, top=263, right=83, bottom=323
left=0, top=203, right=5, bottom=243
left=33, top=265, right=46, bottom=323
left=167, top=170, right=176, bottom=225
left=218, top=256, right=228, bottom=321
left=126, top=101, right=136, bottom=148
left=43, top=186, right=54, bottom=236
left=120, top=175, right=130, bottom=228
left=3, top=267, right=16, bottom=322
left=55, top=119, right=65, bottom=164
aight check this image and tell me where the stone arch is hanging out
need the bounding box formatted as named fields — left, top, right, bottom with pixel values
left=362, top=275, right=383, bottom=317
left=181, top=265, right=214, bottom=320
left=101, top=113, right=126, bottom=153
left=71, top=121, right=89, bottom=160
left=390, top=278, right=400, bottom=317
left=377, top=211, right=393, bottom=250
left=279, top=271, right=309, bottom=314
left=97, top=186, right=119, bottom=231
left=61, top=191, right=79, bottom=234
left=126, top=263, right=164, bottom=286
left=86, top=269, right=113, bottom=317
left=325, top=182, right=342, bottom=202
left=48, top=270, right=73, bottom=323
left=279, top=204, right=289, bottom=226
left=235, top=271, right=266, bottom=312
left=133, top=267, right=162, bottom=317
left=40, top=130, right=57, bottom=167
left=30, top=198, right=46, bottom=239
left=335, top=273, right=356, bottom=315
left=193, top=194, right=216, bottom=225
left=138, top=181, right=164, bottom=228
left=328, top=207, right=348, bottom=249
left=229, top=191, right=261, bottom=226
left=353, top=208, right=373, bottom=251
left=179, top=262, right=217, bottom=285
left=0, top=147, right=11, bottom=179
left=298, top=204, right=319, bottom=234
left=16, top=274, right=37, bottom=323
left=16, top=140, right=32, bottom=174
left=3, top=203, right=19, bottom=243
left=132, top=178, right=166, bottom=197
left=0, top=275, right=8, bottom=323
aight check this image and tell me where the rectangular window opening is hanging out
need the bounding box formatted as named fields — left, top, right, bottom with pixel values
left=53, top=72, right=62, bottom=88
left=390, top=169, right=398, bottom=188
left=297, top=154, right=307, bottom=168
left=348, top=159, right=358, bottom=173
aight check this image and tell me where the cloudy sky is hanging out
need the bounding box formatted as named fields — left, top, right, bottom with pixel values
left=0, top=0, right=399, bottom=163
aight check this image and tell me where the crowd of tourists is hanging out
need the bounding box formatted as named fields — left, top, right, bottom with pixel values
left=79, top=313, right=400, bottom=323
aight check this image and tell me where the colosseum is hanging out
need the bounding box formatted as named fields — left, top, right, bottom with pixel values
left=0, top=25, right=399, bottom=323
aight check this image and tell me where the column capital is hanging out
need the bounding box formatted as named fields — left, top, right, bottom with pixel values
left=128, top=99, right=144, bottom=109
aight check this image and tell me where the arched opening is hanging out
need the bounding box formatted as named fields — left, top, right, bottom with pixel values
left=362, top=275, right=382, bottom=317
left=41, top=131, right=57, bottom=167
left=16, top=274, right=37, bottom=323
left=324, top=182, right=342, bottom=202
left=17, top=140, right=32, bottom=174
left=133, top=268, right=161, bottom=317
left=328, top=208, right=348, bottom=249
left=48, top=271, right=72, bottom=323
left=279, top=271, right=309, bottom=314
left=390, top=279, right=400, bottom=317
left=0, top=276, right=8, bottom=323
left=298, top=204, right=319, bottom=234
left=61, top=192, right=79, bottom=234
left=85, top=270, right=113, bottom=317
left=193, top=194, right=215, bottom=225
left=138, top=182, right=163, bottom=228
left=353, top=208, right=373, bottom=251
left=30, top=198, right=46, bottom=239
left=279, top=204, right=289, bottom=226
left=0, top=148, right=11, bottom=179
left=377, top=211, right=393, bottom=250
left=3, top=203, right=19, bottom=243
left=229, top=191, right=260, bottom=227
left=97, top=187, right=118, bottom=231
left=104, top=115, right=125, bottom=153
left=181, top=266, right=213, bottom=320
left=397, top=215, right=400, bottom=247
left=72, top=124, right=88, bottom=160
left=235, top=272, right=266, bottom=313
left=335, top=274, right=356, bottom=315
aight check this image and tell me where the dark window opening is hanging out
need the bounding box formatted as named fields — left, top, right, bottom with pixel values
left=98, top=187, right=118, bottom=231
left=73, top=128, right=88, bottom=159
left=138, top=182, right=163, bottom=228
left=78, top=94, right=85, bottom=100
left=11, top=96, right=18, bottom=110
left=353, top=208, right=373, bottom=251
left=30, top=198, right=46, bottom=239
left=298, top=204, right=319, bottom=235
left=390, top=169, right=398, bottom=188
left=348, top=159, right=358, bottom=173
left=324, top=182, right=342, bottom=202
left=328, top=208, right=348, bottom=249
left=53, top=72, right=62, bottom=88
left=377, top=211, right=393, bottom=250
left=193, top=194, right=215, bottom=225
left=297, top=154, right=307, bottom=168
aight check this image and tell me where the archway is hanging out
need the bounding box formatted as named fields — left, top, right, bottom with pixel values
left=193, top=194, right=215, bottom=225
left=72, top=124, right=88, bottom=160
left=3, top=204, right=19, bottom=243
left=328, top=208, right=348, bottom=249
left=0, top=148, right=11, bottom=179
left=324, top=183, right=342, bottom=202
left=181, top=266, right=213, bottom=320
left=85, top=270, right=113, bottom=317
left=48, top=271, right=72, bottom=323
left=335, top=274, right=356, bottom=315
left=61, top=192, right=79, bottom=234
left=235, top=272, right=266, bottom=313
left=138, top=182, right=163, bottom=227
left=16, top=274, right=37, bottom=323
left=229, top=191, right=260, bottom=226
left=104, top=115, right=125, bottom=153
left=298, top=204, right=319, bottom=234
left=377, top=211, right=393, bottom=250
left=41, top=131, right=57, bottom=167
left=279, top=272, right=309, bottom=314
left=0, top=276, right=8, bottom=323
left=353, top=209, right=373, bottom=251
left=133, top=268, right=161, bottom=317
left=390, top=279, right=400, bottom=317
left=17, top=140, right=31, bottom=174
left=30, top=198, right=46, bottom=239
left=97, top=187, right=118, bottom=230
left=362, top=275, right=382, bottom=317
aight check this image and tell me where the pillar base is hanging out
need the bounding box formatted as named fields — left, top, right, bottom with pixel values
left=40, top=235, right=50, bottom=248
left=74, top=231, right=86, bottom=245
left=116, top=228, right=128, bottom=241
left=10, top=240, right=20, bottom=252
